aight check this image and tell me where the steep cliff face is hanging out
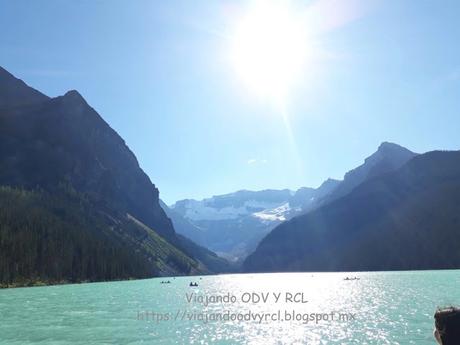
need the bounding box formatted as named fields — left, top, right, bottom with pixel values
left=0, top=88, right=175, bottom=241
left=0, top=67, right=49, bottom=109
left=0, top=66, right=228, bottom=286
left=310, top=142, right=418, bottom=211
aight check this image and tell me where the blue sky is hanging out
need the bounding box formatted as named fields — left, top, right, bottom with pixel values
left=1, top=0, right=460, bottom=204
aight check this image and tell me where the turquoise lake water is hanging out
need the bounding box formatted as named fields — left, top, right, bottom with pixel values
left=1, top=270, right=459, bottom=344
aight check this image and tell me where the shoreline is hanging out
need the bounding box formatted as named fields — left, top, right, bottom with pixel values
left=2, top=268, right=459, bottom=289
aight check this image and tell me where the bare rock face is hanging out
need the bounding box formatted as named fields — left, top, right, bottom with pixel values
left=0, top=67, right=49, bottom=109
left=0, top=66, right=229, bottom=284
left=0, top=74, right=174, bottom=240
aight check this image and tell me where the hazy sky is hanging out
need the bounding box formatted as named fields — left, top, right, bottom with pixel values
left=1, top=0, right=460, bottom=204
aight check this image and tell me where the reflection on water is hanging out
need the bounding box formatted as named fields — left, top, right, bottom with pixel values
left=0, top=271, right=459, bottom=344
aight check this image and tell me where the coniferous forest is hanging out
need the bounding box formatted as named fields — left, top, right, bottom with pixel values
left=0, top=185, right=202, bottom=287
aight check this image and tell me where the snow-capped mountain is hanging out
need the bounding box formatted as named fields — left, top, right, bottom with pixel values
left=165, top=182, right=340, bottom=261
left=163, top=142, right=417, bottom=263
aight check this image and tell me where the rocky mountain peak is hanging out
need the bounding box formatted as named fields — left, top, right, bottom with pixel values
left=63, top=89, right=85, bottom=102
left=376, top=141, right=415, bottom=157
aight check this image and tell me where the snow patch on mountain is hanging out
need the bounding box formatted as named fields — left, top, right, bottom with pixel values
left=179, top=199, right=288, bottom=221
left=252, top=202, right=295, bottom=222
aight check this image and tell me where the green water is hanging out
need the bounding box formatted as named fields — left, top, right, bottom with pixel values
left=0, top=270, right=459, bottom=344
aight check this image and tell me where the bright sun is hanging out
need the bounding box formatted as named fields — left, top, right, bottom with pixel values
left=230, top=1, right=308, bottom=105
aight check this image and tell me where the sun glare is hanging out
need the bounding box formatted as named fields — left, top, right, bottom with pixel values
left=230, top=0, right=308, bottom=106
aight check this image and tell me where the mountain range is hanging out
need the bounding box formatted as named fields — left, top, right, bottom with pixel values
left=2, top=64, right=460, bottom=285
left=244, top=149, right=460, bottom=272
left=0, top=66, right=228, bottom=287
left=164, top=142, right=417, bottom=262
left=164, top=181, right=339, bottom=261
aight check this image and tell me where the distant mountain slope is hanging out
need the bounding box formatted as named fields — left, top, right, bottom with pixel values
left=158, top=200, right=230, bottom=272
left=0, top=66, right=228, bottom=286
left=160, top=200, right=206, bottom=244
left=244, top=150, right=460, bottom=272
left=169, top=183, right=340, bottom=261
left=307, top=142, right=417, bottom=212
